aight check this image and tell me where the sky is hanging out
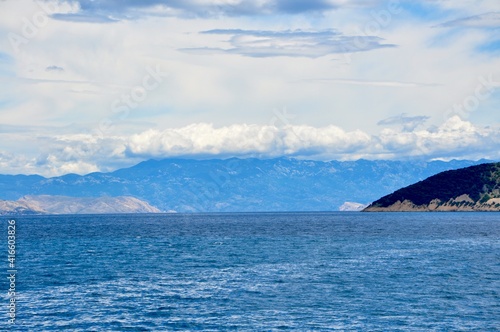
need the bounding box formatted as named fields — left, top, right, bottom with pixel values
left=0, top=0, right=499, bottom=176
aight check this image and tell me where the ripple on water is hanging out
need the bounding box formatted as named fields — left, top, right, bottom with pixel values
left=5, top=212, right=500, bottom=331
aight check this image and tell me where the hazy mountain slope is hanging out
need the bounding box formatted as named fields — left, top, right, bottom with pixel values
left=0, top=198, right=46, bottom=215
left=364, top=163, right=500, bottom=212
left=0, top=158, right=490, bottom=212
left=0, top=195, right=161, bottom=215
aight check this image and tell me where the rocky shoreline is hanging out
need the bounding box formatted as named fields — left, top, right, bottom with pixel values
left=364, top=197, right=500, bottom=212
left=364, top=163, right=500, bottom=212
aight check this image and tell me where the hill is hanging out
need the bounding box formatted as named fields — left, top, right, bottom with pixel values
left=364, top=163, right=500, bottom=212
left=0, top=195, right=160, bottom=215
left=0, top=158, right=490, bottom=213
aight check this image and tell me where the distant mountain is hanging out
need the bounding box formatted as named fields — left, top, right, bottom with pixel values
left=339, top=202, right=368, bottom=212
left=0, top=197, right=45, bottom=215
left=0, top=195, right=160, bottom=215
left=364, top=163, right=500, bottom=212
left=0, top=158, right=491, bottom=212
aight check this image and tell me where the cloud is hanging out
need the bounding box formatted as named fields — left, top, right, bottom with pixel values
left=125, top=123, right=373, bottom=158
left=51, top=0, right=345, bottom=21
left=1, top=117, right=500, bottom=176
left=45, top=0, right=500, bottom=23
left=1, top=0, right=499, bottom=178
left=45, top=65, right=65, bottom=72
left=126, top=123, right=282, bottom=157
left=182, top=29, right=395, bottom=58
left=34, top=154, right=100, bottom=175
left=122, top=118, right=500, bottom=163
left=378, top=116, right=500, bottom=159
left=28, top=133, right=131, bottom=176
left=438, top=12, right=500, bottom=29
left=377, top=113, right=430, bottom=131
left=436, top=12, right=500, bottom=54
left=0, top=151, right=33, bottom=175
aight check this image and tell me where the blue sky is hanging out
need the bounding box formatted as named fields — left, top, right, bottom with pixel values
left=0, top=0, right=499, bottom=176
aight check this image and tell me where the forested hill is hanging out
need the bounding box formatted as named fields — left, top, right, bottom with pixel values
left=364, top=163, right=500, bottom=212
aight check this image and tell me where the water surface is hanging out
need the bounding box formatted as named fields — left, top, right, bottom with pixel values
left=4, top=212, right=500, bottom=330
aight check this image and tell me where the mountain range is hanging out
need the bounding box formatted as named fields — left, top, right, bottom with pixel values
left=0, top=158, right=491, bottom=213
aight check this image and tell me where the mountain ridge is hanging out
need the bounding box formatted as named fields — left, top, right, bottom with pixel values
left=0, top=157, right=493, bottom=213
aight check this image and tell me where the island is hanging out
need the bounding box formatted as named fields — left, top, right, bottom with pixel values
left=0, top=195, right=161, bottom=215
left=364, top=162, right=500, bottom=212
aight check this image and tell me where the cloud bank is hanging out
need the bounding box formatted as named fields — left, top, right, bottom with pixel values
left=123, top=117, right=500, bottom=161
left=1, top=116, right=499, bottom=176
left=1, top=0, right=499, bottom=178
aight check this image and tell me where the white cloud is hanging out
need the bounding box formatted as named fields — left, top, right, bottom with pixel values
left=42, top=155, right=100, bottom=175
left=1, top=117, right=499, bottom=176
left=1, top=0, right=498, bottom=133
left=127, top=124, right=283, bottom=157
left=123, top=118, right=500, bottom=163
left=378, top=116, right=500, bottom=159
left=0, top=0, right=499, bottom=177
left=125, top=123, right=374, bottom=159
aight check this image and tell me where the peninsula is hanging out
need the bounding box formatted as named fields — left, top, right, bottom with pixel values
left=364, top=163, right=500, bottom=212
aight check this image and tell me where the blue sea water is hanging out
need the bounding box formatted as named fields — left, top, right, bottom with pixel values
left=2, top=212, right=500, bottom=331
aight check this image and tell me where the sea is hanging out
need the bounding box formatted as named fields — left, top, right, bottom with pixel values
left=2, top=212, right=499, bottom=331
